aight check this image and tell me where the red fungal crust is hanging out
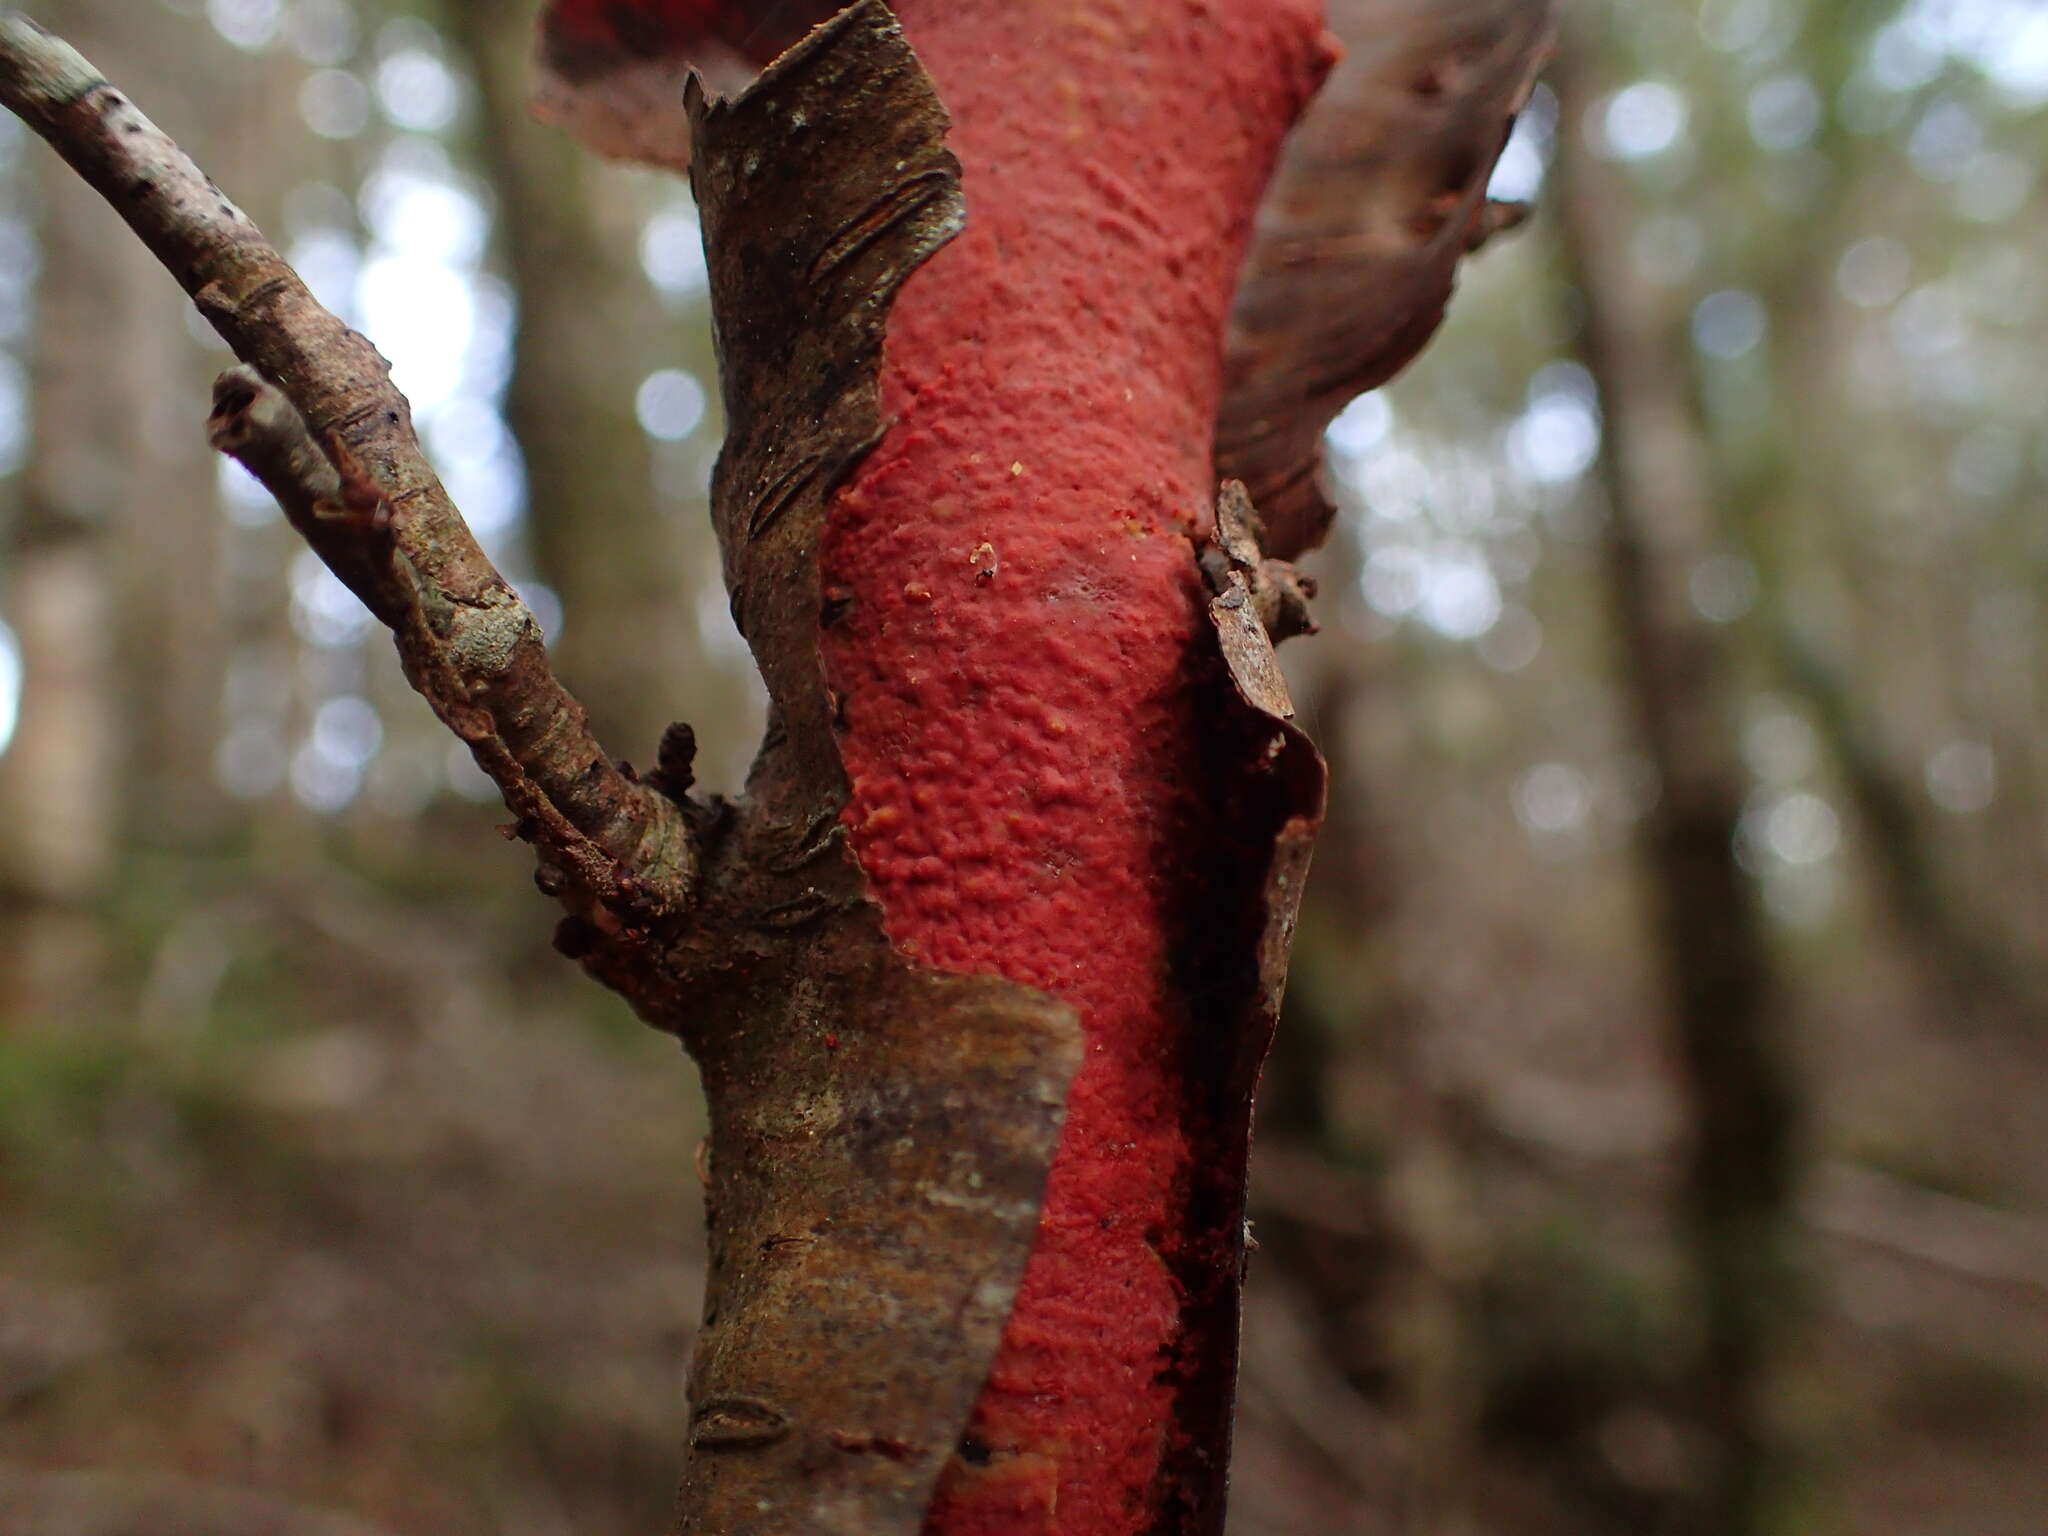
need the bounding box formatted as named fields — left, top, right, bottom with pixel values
left=820, top=4, right=1329, bottom=1531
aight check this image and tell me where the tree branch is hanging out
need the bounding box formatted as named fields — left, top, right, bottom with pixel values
left=0, top=11, right=696, bottom=919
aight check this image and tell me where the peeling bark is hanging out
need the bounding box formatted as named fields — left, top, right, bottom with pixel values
left=529, top=3, right=1339, bottom=1526
left=643, top=16, right=1085, bottom=1529
left=1219, top=0, right=1557, bottom=559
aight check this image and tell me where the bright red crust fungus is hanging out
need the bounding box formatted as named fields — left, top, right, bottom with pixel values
left=819, top=5, right=1330, bottom=1531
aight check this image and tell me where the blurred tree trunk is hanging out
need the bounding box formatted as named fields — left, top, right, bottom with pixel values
left=1553, top=37, right=1806, bottom=1536
left=0, top=3, right=272, bottom=1027
left=1273, top=628, right=1485, bottom=1536
left=112, top=11, right=245, bottom=849
left=446, top=0, right=705, bottom=759
left=0, top=1, right=121, bottom=1028
left=1726, top=41, right=2046, bottom=1031
left=1768, top=616, right=2041, bottom=1025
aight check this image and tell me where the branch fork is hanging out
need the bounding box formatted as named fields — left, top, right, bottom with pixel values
left=0, top=10, right=697, bottom=933
left=0, top=3, right=1539, bottom=1529
left=2, top=10, right=1083, bottom=1531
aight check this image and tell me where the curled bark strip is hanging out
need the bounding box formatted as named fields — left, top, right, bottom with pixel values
left=1202, top=485, right=1303, bottom=722
left=1164, top=482, right=1328, bottom=1525
left=1200, top=480, right=1321, bottom=660
left=0, top=12, right=695, bottom=919
left=1218, top=0, right=1558, bottom=559
left=612, top=8, right=1081, bottom=1530
left=532, top=0, right=846, bottom=169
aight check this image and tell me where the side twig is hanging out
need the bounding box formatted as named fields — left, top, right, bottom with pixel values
left=0, top=12, right=695, bottom=919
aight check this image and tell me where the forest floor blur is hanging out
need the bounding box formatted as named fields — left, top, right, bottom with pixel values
left=0, top=844, right=2045, bottom=1536
left=0, top=839, right=703, bottom=1536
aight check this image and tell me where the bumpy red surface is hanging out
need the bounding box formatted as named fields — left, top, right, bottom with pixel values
left=820, top=4, right=1327, bottom=1531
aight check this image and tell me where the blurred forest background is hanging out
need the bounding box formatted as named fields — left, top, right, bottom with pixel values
left=1, top=1, right=2044, bottom=1533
